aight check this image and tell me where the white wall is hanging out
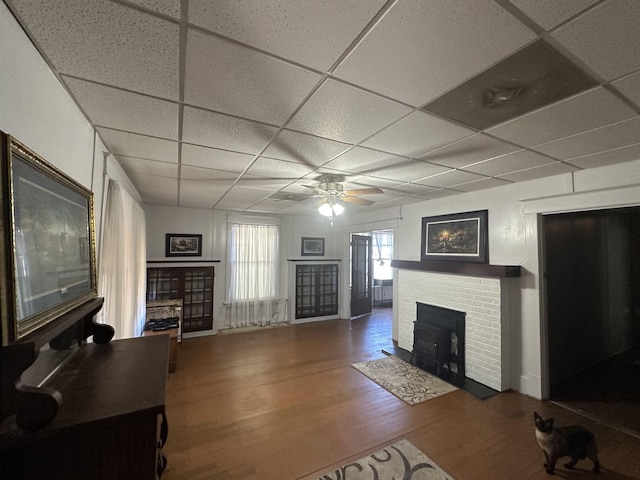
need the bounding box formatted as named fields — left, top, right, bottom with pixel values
left=144, top=204, right=360, bottom=331
left=349, top=160, right=640, bottom=399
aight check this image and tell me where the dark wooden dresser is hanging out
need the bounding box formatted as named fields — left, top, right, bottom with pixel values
left=0, top=304, right=169, bottom=479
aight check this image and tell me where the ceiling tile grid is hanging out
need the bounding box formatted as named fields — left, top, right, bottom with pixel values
left=4, top=0, right=640, bottom=214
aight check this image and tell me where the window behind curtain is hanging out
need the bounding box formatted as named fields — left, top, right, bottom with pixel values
left=228, top=223, right=279, bottom=302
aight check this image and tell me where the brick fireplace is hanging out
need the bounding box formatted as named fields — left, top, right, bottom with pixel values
left=396, top=268, right=513, bottom=391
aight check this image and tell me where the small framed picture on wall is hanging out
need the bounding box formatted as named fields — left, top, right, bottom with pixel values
left=301, top=237, right=325, bottom=256
left=166, top=233, right=203, bottom=257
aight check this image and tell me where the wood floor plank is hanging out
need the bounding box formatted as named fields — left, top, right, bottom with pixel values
left=163, top=311, right=640, bottom=480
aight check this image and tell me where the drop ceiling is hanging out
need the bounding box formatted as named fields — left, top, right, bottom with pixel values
left=5, top=0, right=640, bottom=215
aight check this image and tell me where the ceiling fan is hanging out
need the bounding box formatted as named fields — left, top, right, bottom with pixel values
left=313, top=176, right=383, bottom=225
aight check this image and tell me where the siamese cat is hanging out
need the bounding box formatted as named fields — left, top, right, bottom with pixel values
left=534, top=411, right=600, bottom=474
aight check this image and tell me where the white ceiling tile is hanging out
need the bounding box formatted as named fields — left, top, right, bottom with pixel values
left=185, top=30, right=321, bottom=125
left=287, top=79, right=412, bottom=143
left=486, top=87, right=637, bottom=147
left=462, top=150, right=556, bottom=176
left=509, top=0, right=598, bottom=30
left=611, top=71, right=640, bottom=108
left=263, top=129, right=350, bottom=165
left=412, top=189, right=460, bottom=200
left=386, top=183, right=439, bottom=195
left=417, top=134, right=520, bottom=167
left=249, top=198, right=293, bottom=214
left=371, top=160, right=451, bottom=183
left=566, top=143, right=640, bottom=169
left=188, top=0, right=386, bottom=71
left=182, top=107, right=278, bottom=154
left=323, top=147, right=409, bottom=174
left=334, top=0, right=535, bottom=106
left=497, top=162, right=579, bottom=182
left=235, top=177, right=296, bottom=190
left=416, top=169, right=485, bottom=188
left=449, top=176, right=512, bottom=192
left=216, top=186, right=272, bottom=210
left=180, top=144, right=255, bottom=172
left=12, top=0, right=179, bottom=99
left=179, top=180, right=228, bottom=209
left=127, top=172, right=178, bottom=205
left=350, top=177, right=407, bottom=190
left=245, top=158, right=314, bottom=178
left=362, top=111, right=475, bottom=157
left=552, top=0, right=640, bottom=81
left=533, top=116, right=640, bottom=160
left=116, top=155, right=178, bottom=178
left=65, top=77, right=178, bottom=139
left=180, top=166, right=241, bottom=182
left=126, top=0, right=181, bottom=18
left=97, top=128, right=178, bottom=162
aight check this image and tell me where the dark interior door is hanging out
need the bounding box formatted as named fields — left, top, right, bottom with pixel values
left=351, top=234, right=372, bottom=317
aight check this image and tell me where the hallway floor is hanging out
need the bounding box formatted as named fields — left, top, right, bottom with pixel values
left=551, top=345, right=640, bottom=437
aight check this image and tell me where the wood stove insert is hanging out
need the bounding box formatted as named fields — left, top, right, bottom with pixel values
left=413, top=302, right=466, bottom=378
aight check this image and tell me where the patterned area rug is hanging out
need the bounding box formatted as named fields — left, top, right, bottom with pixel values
left=352, top=355, right=457, bottom=405
left=317, top=439, right=453, bottom=479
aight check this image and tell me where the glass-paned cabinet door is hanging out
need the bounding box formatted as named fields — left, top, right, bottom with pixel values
left=146, top=266, right=214, bottom=333
left=182, top=268, right=214, bottom=332
left=295, top=264, right=338, bottom=319
left=147, top=268, right=180, bottom=301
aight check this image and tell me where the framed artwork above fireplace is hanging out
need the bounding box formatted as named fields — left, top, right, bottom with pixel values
left=421, top=210, right=488, bottom=263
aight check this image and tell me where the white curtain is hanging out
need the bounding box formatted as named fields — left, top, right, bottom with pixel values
left=98, top=179, right=147, bottom=339
left=226, top=223, right=280, bottom=328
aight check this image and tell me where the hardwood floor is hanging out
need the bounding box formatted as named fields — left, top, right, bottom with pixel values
left=163, top=309, right=640, bottom=479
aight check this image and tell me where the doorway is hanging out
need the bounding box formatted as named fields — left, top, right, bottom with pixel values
left=544, top=207, right=640, bottom=434
left=349, top=230, right=395, bottom=344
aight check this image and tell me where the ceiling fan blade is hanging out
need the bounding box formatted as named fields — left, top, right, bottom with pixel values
left=342, top=196, right=375, bottom=205
left=344, top=187, right=384, bottom=196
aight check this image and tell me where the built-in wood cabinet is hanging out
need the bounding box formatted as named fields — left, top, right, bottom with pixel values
left=295, top=264, right=339, bottom=319
left=146, top=267, right=214, bottom=333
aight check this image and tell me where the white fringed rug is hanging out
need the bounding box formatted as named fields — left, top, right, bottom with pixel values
left=317, top=439, right=453, bottom=479
left=352, top=355, right=457, bottom=405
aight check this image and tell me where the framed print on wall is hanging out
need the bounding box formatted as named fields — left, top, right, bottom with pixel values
left=301, top=237, right=325, bottom=256
left=421, top=210, right=488, bottom=263
left=0, top=131, right=98, bottom=344
left=165, top=233, right=202, bottom=257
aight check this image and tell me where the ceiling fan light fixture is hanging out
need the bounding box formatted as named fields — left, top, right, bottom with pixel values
left=318, top=201, right=344, bottom=218
left=318, top=203, right=333, bottom=217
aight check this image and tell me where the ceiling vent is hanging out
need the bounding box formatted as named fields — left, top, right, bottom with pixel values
left=422, top=39, right=598, bottom=130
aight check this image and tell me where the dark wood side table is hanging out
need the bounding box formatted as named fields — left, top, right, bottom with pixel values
left=0, top=335, right=170, bottom=480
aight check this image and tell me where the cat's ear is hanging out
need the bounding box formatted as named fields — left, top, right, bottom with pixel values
left=534, top=411, right=541, bottom=421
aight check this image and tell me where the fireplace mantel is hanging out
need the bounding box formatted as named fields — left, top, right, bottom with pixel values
left=391, top=260, right=521, bottom=278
